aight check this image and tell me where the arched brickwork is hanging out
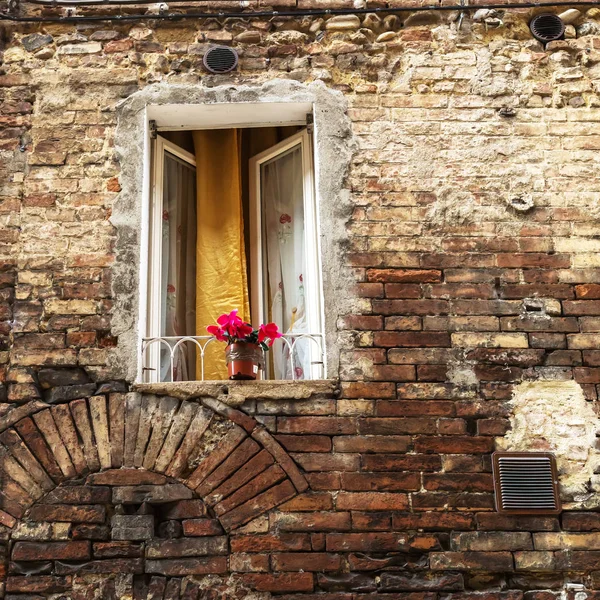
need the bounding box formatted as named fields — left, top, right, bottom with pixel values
left=0, top=393, right=309, bottom=597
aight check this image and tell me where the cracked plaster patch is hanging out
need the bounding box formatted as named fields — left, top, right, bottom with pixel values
left=496, top=380, right=600, bottom=504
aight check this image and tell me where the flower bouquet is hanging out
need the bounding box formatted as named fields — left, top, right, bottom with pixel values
left=207, top=310, right=282, bottom=380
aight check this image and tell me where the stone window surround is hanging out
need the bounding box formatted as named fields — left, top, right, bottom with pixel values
left=110, top=79, right=357, bottom=384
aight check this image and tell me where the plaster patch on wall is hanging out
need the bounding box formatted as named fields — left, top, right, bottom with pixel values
left=426, top=187, right=478, bottom=226
left=497, top=380, right=600, bottom=503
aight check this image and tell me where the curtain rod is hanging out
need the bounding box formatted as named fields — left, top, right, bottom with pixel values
left=1, top=0, right=599, bottom=22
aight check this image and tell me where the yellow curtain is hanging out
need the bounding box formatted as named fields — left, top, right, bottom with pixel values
left=193, top=129, right=250, bottom=380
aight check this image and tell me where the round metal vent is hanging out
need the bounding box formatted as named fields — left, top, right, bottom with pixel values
left=529, top=13, right=565, bottom=43
left=203, top=46, right=238, bottom=74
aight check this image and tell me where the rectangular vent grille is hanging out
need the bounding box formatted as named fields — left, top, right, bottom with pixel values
left=492, top=452, right=561, bottom=515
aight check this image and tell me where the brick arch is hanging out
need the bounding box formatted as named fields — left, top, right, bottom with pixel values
left=0, top=393, right=308, bottom=532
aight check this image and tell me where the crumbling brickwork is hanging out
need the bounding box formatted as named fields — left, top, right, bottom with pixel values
left=2, top=4, right=600, bottom=598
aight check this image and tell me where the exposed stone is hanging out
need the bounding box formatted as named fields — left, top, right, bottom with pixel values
left=325, top=15, right=361, bottom=31
left=43, top=383, right=97, bottom=404
left=111, top=515, right=154, bottom=541
left=21, top=34, right=53, bottom=52
left=112, top=484, right=193, bottom=505
left=37, top=369, right=90, bottom=390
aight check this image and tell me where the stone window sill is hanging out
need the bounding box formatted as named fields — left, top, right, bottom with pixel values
left=133, top=379, right=339, bottom=406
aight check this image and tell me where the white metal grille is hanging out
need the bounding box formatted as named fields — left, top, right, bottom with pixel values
left=141, top=333, right=324, bottom=382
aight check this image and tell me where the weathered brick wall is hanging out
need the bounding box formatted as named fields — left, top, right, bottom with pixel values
left=2, top=5, right=600, bottom=598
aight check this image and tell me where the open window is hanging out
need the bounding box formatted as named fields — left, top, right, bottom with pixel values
left=142, top=117, right=324, bottom=383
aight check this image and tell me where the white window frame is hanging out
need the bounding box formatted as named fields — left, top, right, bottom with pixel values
left=140, top=102, right=327, bottom=383
left=145, top=135, right=196, bottom=382
left=249, top=130, right=324, bottom=380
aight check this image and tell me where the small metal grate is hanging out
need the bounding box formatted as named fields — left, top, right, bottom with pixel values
left=529, top=14, right=566, bottom=43
left=203, top=46, right=238, bottom=74
left=492, top=452, right=561, bottom=515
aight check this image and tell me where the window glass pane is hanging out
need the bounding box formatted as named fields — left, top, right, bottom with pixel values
left=160, top=151, right=197, bottom=381
left=260, top=144, right=311, bottom=380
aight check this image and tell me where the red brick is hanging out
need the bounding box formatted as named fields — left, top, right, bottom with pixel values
left=182, top=519, right=223, bottom=536
left=423, top=474, right=494, bottom=492
left=367, top=365, right=416, bottom=381
left=362, top=454, right=441, bottom=471
left=502, top=284, right=574, bottom=299
left=332, top=435, right=411, bottom=453
left=305, top=472, right=341, bottom=490
left=429, top=284, right=495, bottom=299
left=230, top=533, right=311, bottom=553
left=417, top=364, right=448, bottom=381
left=279, top=492, right=334, bottom=511
left=230, top=553, right=269, bottom=572
left=477, top=418, right=511, bottom=435
left=338, top=315, right=383, bottom=330
left=6, top=576, right=72, bottom=594
left=377, top=400, right=455, bottom=417
left=351, top=511, right=391, bottom=531
left=341, top=472, right=421, bottom=491
left=336, top=492, right=409, bottom=511
left=574, top=367, right=600, bottom=384
left=292, top=453, right=360, bottom=472
left=385, top=284, right=423, bottom=299
left=240, top=573, right=314, bottom=593
left=373, top=300, right=450, bottom=316
left=29, top=504, right=105, bottom=523
left=272, top=552, right=341, bottom=572
left=12, top=541, right=90, bottom=561
left=564, top=301, right=600, bottom=315
left=219, top=480, right=296, bottom=531
left=576, top=284, right=600, bottom=299
left=476, top=514, right=559, bottom=531
left=271, top=511, right=352, bottom=532
left=392, top=512, right=475, bottom=530
left=562, top=513, right=600, bottom=531
left=145, top=557, right=227, bottom=576
left=496, top=254, right=570, bottom=268
left=374, top=331, right=451, bottom=348
left=430, top=551, right=514, bottom=571
left=358, top=417, right=437, bottom=435
left=326, top=532, right=409, bottom=552
left=355, top=283, right=384, bottom=298
left=340, top=383, right=396, bottom=399
left=275, top=435, right=332, bottom=453
left=367, top=269, right=442, bottom=283
left=415, top=436, right=494, bottom=454
left=278, top=417, right=358, bottom=434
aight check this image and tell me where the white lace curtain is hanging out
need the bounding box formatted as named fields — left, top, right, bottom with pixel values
left=160, top=151, right=197, bottom=381
left=260, top=145, right=311, bottom=380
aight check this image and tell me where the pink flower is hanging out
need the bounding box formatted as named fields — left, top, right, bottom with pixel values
left=163, top=210, right=169, bottom=221
left=167, top=284, right=176, bottom=293
left=280, top=213, right=292, bottom=224
left=206, top=325, right=228, bottom=342
left=258, top=322, right=282, bottom=347
left=215, top=309, right=253, bottom=339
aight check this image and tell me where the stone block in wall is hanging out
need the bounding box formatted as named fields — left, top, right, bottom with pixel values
left=111, top=515, right=153, bottom=541
left=112, top=484, right=192, bottom=505
left=145, top=536, right=227, bottom=558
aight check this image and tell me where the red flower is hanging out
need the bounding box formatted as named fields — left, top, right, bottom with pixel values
left=258, top=322, right=282, bottom=347
left=215, top=309, right=253, bottom=339
left=206, top=325, right=228, bottom=342
left=167, top=284, right=176, bottom=293
left=279, top=213, right=292, bottom=224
